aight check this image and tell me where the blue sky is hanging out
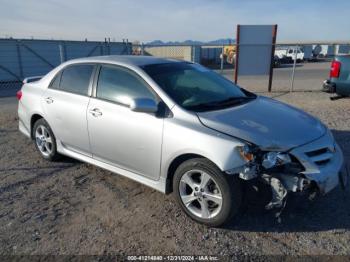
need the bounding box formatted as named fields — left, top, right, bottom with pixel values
left=0, top=0, right=349, bottom=42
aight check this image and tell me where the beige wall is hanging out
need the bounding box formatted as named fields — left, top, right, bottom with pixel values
left=144, top=46, right=193, bottom=62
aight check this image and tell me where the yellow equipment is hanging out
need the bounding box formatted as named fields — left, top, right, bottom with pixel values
left=223, top=45, right=236, bottom=64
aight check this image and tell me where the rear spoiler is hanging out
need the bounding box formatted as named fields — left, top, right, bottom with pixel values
left=22, top=76, right=44, bottom=84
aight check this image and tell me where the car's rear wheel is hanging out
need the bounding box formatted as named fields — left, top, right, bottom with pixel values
left=33, top=118, right=59, bottom=161
left=173, top=158, right=242, bottom=227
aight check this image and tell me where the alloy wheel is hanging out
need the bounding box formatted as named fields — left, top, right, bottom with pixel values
left=179, top=169, right=223, bottom=219
left=35, top=125, right=53, bottom=157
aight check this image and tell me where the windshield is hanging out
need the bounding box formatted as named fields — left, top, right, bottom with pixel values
left=142, top=62, right=255, bottom=112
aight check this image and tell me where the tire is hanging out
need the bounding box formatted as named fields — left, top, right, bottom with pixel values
left=173, top=158, right=242, bottom=227
left=32, top=118, right=59, bottom=161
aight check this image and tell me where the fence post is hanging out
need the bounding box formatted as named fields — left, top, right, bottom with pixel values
left=290, top=45, right=298, bottom=92
left=59, top=43, right=65, bottom=64
left=141, top=43, right=145, bottom=55
left=125, top=39, right=129, bottom=55
left=100, top=43, right=103, bottom=55
left=16, top=41, right=24, bottom=79
left=191, top=45, right=195, bottom=62
left=220, top=45, right=224, bottom=74
left=268, top=24, right=278, bottom=92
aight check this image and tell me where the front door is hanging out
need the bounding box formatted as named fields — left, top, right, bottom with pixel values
left=87, top=65, right=163, bottom=180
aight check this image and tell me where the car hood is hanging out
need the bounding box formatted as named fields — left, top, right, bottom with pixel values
left=197, top=96, right=326, bottom=151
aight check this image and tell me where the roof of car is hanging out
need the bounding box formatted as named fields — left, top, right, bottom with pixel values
left=67, top=55, right=183, bottom=67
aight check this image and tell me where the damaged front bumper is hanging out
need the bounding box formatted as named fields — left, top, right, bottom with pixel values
left=228, top=130, right=347, bottom=212
left=289, top=130, right=345, bottom=195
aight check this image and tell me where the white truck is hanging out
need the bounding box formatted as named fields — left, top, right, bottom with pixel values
left=275, top=47, right=305, bottom=62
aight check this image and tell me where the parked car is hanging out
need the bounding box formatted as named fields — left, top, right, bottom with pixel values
left=17, top=56, right=348, bottom=226
left=323, top=55, right=350, bottom=97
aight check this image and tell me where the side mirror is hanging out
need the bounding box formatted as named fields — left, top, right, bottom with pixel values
left=130, top=98, right=158, bottom=113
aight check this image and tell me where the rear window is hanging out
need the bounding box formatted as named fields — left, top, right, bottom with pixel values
left=59, top=64, right=94, bottom=95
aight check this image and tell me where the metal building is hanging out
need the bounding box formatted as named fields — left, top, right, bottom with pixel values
left=144, top=45, right=201, bottom=63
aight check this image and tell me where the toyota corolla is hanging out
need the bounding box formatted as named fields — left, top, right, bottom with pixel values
left=17, top=56, right=348, bottom=226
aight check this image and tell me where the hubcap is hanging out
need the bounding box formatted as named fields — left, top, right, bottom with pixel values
left=35, top=125, right=53, bottom=157
left=179, top=169, right=223, bottom=219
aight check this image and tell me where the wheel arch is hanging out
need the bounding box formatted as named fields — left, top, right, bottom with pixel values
left=30, top=113, right=44, bottom=139
left=165, top=153, right=220, bottom=194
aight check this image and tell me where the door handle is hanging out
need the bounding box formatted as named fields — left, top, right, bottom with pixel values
left=45, top=97, right=54, bottom=104
left=89, top=108, right=103, bottom=117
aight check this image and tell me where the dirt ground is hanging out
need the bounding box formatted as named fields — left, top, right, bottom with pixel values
left=0, top=83, right=350, bottom=256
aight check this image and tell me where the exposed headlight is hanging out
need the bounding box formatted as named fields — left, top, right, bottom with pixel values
left=262, top=152, right=291, bottom=169
left=238, top=145, right=255, bottom=162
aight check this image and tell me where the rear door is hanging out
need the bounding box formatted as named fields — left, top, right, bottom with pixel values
left=43, top=64, right=95, bottom=156
left=87, top=64, right=164, bottom=180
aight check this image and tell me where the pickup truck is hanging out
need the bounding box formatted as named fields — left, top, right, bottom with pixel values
left=323, top=55, right=350, bottom=97
left=275, top=47, right=304, bottom=63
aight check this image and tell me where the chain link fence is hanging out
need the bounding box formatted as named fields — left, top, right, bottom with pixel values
left=1, top=39, right=349, bottom=97
left=131, top=42, right=349, bottom=93
left=232, top=43, right=339, bottom=93
left=0, top=80, right=22, bottom=97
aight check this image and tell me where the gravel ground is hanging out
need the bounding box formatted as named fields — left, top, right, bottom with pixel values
left=0, top=72, right=349, bottom=256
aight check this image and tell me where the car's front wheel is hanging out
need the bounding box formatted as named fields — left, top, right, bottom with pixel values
left=173, top=158, right=242, bottom=227
left=33, top=118, right=59, bottom=161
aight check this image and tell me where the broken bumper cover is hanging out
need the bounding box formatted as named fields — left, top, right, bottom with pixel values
left=290, top=131, right=344, bottom=195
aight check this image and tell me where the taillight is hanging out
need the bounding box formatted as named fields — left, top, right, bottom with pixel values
left=16, top=90, right=22, bottom=100
left=330, top=60, right=341, bottom=78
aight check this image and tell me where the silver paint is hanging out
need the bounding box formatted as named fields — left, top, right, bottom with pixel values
left=17, top=55, right=343, bottom=197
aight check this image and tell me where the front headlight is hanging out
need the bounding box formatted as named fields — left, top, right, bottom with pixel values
left=262, top=152, right=291, bottom=169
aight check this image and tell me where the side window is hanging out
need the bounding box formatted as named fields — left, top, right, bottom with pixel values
left=60, top=64, right=94, bottom=95
left=49, top=72, right=61, bottom=89
left=96, top=65, right=156, bottom=105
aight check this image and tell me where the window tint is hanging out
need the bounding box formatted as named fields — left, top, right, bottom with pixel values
left=49, top=72, right=61, bottom=89
left=97, top=66, right=155, bottom=105
left=60, top=65, right=94, bottom=95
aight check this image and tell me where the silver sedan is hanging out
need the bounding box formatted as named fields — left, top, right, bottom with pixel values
left=17, top=56, right=347, bottom=226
